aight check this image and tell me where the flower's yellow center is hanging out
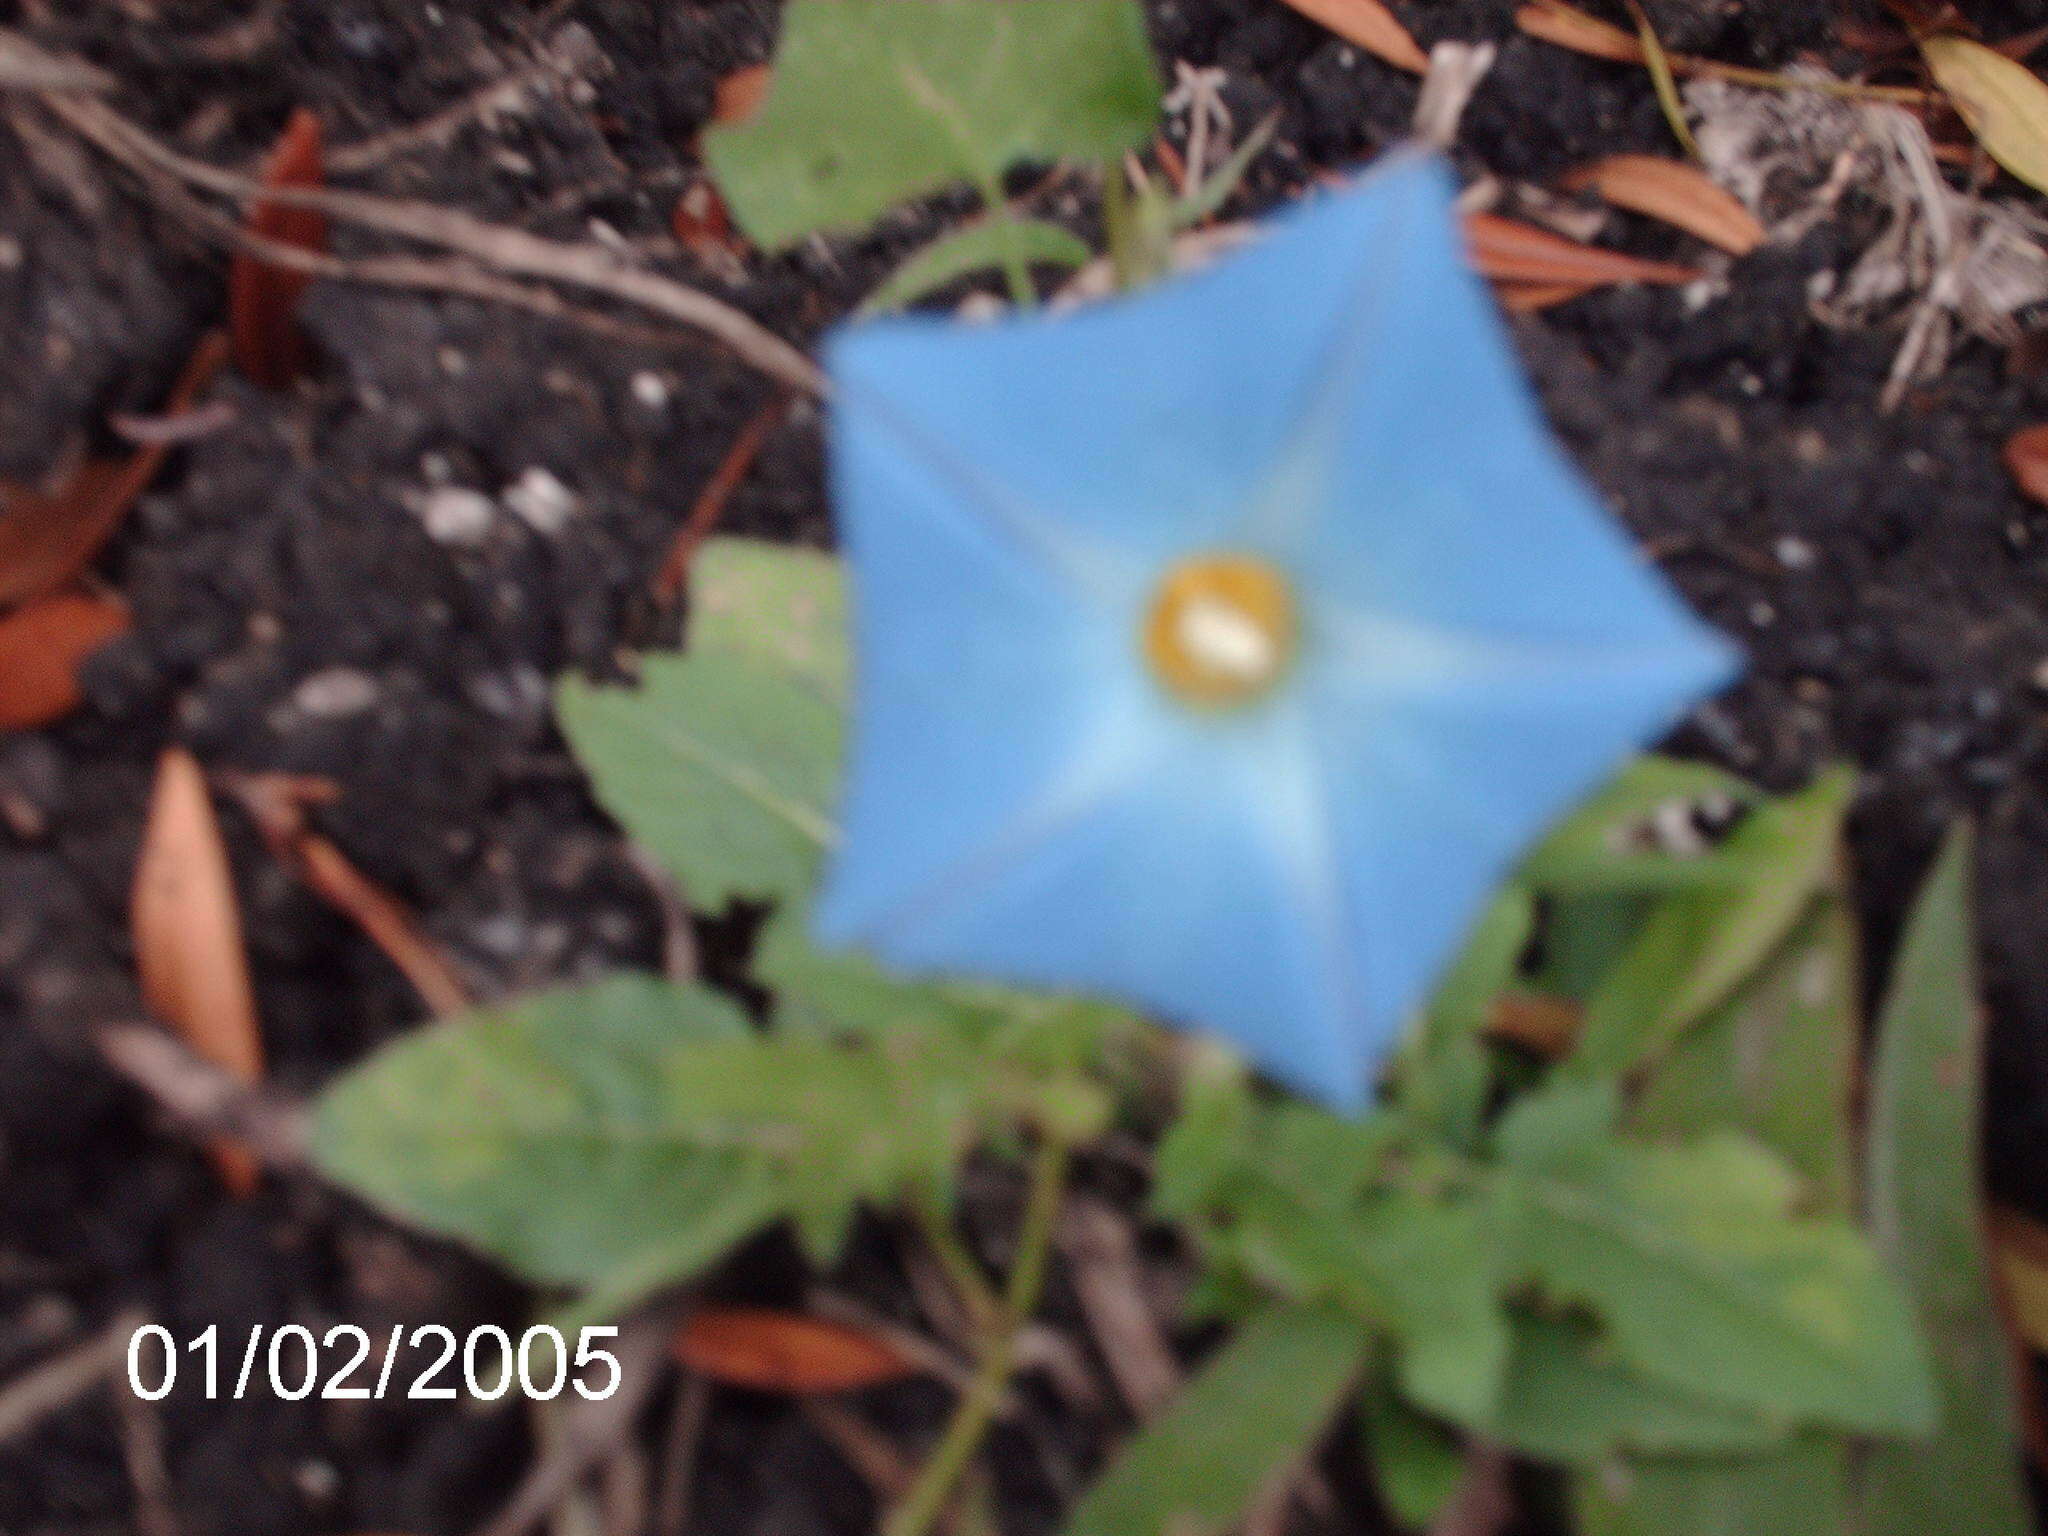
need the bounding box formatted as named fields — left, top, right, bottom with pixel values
left=1143, top=553, right=1297, bottom=708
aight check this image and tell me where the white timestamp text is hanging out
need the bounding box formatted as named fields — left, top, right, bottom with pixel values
left=126, top=1324, right=622, bottom=1402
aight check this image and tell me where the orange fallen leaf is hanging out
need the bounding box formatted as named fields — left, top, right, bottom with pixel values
left=1279, top=0, right=1430, bottom=74
left=1497, top=280, right=1604, bottom=312
left=0, top=592, right=129, bottom=730
left=714, top=64, right=773, bottom=125
left=0, top=331, right=229, bottom=610
left=673, top=1308, right=917, bottom=1394
left=1463, top=209, right=1702, bottom=288
left=672, top=180, right=744, bottom=262
left=1563, top=154, right=1765, bottom=256
left=1485, top=992, right=1584, bottom=1055
left=223, top=772, right=470, bottom=1018
left=1993, top=1202, right=2048, bottom=1355
left=132, top=748, right=265, bottom=1195
left=1515, top=0, right=1642, bottom=63
left=229, top=107, right=328, bottom=390
left=2003, top=422, right=2048, bottom=504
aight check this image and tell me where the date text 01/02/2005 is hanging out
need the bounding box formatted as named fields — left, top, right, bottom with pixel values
left=126, top=1323, right=625, bottom=1402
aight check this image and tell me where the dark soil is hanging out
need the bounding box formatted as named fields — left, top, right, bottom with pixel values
left=1, top=0, right=2045, bottom=1530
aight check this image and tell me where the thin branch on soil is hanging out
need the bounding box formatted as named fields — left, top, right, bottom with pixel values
left=111, top=1381, right=179, bottom=1536
left=596, top=1435, right=650, bottom=1536
left=807, top=1291, right=979, bottom=1395
left=886, top=1136, right=1071, bottom=1536
left=802, top=1399, right=917, bottom=1502
left=18, top=105, right=738, bottom=359
left=0, top=1307, right=149, bottom=1445
left=651, top=392, right=791, bottom=604
left=627, top=847, right=699, bottom=982
left=1427, top=1439, right=1515, bottom=1536
left=327, top=26, right=598, bottom=175
left=93, top=1022, right=310, bottom=1172
left=651, top=1373, right=711, bottom=1536
left=1053, top=1194, right=1180, bottom=1417
left=12, top=56, right=828, bottom=396
left=325, top=26, right=600, bottom=175
left=0, top=33, right=112, bottom=92
left=474, top=1304, right=680, bottom=1536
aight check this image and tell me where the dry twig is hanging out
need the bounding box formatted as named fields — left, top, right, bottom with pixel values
left=17, top=64, right=827, bottom=395
left=0, top=1308, right=149, bottom=1445
left=94, top=1022, right=310, bottom=1173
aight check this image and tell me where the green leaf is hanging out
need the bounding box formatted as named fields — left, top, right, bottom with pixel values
left=1519, top=755, right=1761, bottom=893
left=686, top=536, right=849, bottom=702
left=757, top=901, right=995, bottom=1041
left=1572, top=1436, right=1849, bottom=1536
left=1860, top=824, right=2032, bottom=1533
left=706, top=0, right=1161, bottom=249
left=1397, top=885, right=1532, bottom=1150
left=1573, top=881, right=1862, bottom=1530
left=1484, top=1312, right=1784, bottom=1460
left=1629, top=896, right=1859, bottom=1214
left=862, top=217, right=1093, bottom=314
left=1572, top=767, right=1854, bottom=1075
left=558, top=651, right=841, bottom=907
left=1359, top=1376, right=1466, bottom=1529
left=558, top=538, right=849, bottom=908
left=1062, top=1303, right=1372, bottom=1536
left=1497, top=1126, right=1936, bottom=1435
left=1220, top=1179, right=1508, bottom=1422
left=309, top=974, right=780, bottom=1287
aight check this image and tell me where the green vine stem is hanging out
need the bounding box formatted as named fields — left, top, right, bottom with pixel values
left=913, top=1182, right=1003, bottom=1338
left=887, top=1134, right=1071, bottom=1536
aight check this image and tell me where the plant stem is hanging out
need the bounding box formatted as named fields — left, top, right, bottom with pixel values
left=974, top=170, right=1037, bottom=309
left=887, top=1135, right=1070, bottom=1536
left=1101, top=154, right=1137, bottom=292
left=913, top=1185, right=1002, bottom=1338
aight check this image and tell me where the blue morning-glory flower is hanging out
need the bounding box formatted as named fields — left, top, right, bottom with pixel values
left=811, top=150, right=1738, bottom=1109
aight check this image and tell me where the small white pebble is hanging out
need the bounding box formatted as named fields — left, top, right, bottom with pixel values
left=294, top=1461, right=341, bottom=1501
left=417, top=486, right=496, bottom=546
left=0, top=236, right=22, bottom=271
left=1775, top=535, right=1816, bottom=570
left=503, top=467, right=580, bottom=534
left=1748, top=600, right=1776, bottom=628
left=630, top=371, right=670, bottom=410
left=437, top=346, right=468, bottom=376
left=291, top=667, right=376, bottom=718
left=2031, top=658, right=2048, bottom=694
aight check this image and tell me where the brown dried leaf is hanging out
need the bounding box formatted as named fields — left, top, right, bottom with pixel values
left=671, top=180, right=743, bottom=260
left=0, top=332, right=229, bottom=610
left=1278, top=0, right=1429, bottom=74
left=1514, top=1, right=1642, bottom=63
left=1992, top=1203, right=2048, bottom=1355
left=0, top=592, right=129, bottom=730
left=1497, top=280, right=1604, bottom=312
left=673, top=1308, right=917, bottom=1395
left=713, top=63, right=773, bottom=126
left=131, top=748, right=265, bottom=1194
left=229, top=107, right=328, bottom=389
left=1563, top=153, right=1766, bottom=255
left=2003, top=422, right=2048, bottom=503
left=1464, top=209, right=1702, bottom=287
left=223, top=773, right=470, bottom=1018
left=1485, top=991, right=1584, bottom=1055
